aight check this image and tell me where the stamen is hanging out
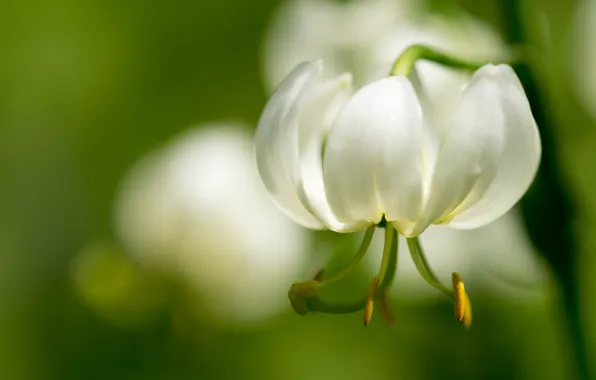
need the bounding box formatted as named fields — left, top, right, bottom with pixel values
left=452, top=272, right=473, bottom=329
left=363, top=276, right=379, bottom=326
left=288, top=281, right=321, bottom=315
left=286, top=225, right=401, bottom=320
left=321, top=226, right=375, bottom=285
left=377, top=226, right=396, bottom=287
left=406, top=237, right=453, bottom=298
left=452, top=272, right=466, bottom=322
left=286, top=226, right=376, bottom=317
left=289, top=281, right=370, bottom=315
left=463, top=293, right=473, bottom=329
left=407, top=238, right=474, bottom=328
left=365, top=225, right=399, bottom=326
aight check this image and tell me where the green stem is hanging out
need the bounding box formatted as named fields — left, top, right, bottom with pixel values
left=377, top=226, right=398, bottom=294
left=406, top=237, right=452, bottom=297
left=390, top=45, right=487, bottom=77
left=377, top=227, right=394, bottom=284
left=321, top=226, right=375, bottom=285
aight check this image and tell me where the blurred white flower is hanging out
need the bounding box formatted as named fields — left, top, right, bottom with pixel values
left=262, top=0, right=417, bottom=90
left=262, top=0, right=506, bottom=98
left=263, top=0, right=509, bottom=167
left=114, top=124, right=308, bottom=326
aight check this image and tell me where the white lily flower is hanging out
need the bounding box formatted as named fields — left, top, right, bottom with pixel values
left=114, top=124, right=308, bottom=326
left=257, top=59, right=541, bottom=326
left=256, top=61, right=541, bottom=237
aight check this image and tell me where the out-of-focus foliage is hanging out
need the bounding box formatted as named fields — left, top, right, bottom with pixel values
left=0, top=0, right=595, bottom=379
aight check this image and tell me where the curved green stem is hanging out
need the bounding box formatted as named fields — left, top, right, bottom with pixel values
left=390, top=45, right=487, bottom=77
left=321, top=226, right=375, bottom=285
left=406, top=237, right=452, bottom=297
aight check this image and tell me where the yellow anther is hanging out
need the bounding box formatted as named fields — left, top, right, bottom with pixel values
left=363, top=276, right=379, bottom=326
left=452, top=272, right=466, bottom=322
left=462, top=293, right=472, bottom=329
left=452, top=272, right=472, bottom=328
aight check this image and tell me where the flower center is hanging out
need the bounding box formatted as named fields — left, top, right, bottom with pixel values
left=287, top=224, right=472, bottom=328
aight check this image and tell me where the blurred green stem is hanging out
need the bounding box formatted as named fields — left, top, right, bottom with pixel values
left=501, top=1, right=590, bottom=378
left=390, top=45, right=486, bottom=76
left=377, top=226, right=398, bottom=294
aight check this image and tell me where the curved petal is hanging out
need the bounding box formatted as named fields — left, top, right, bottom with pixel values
left=296, top=74, right=370, bottom=232
left=448, top=65, right=541, bottom=228
left=413, top=64, right=507, bottom=234
left=255, top=62, right=325, bottom=228
left=256, top=61, right=364, bottom=232
left=323, top=76, right=425, bottom=233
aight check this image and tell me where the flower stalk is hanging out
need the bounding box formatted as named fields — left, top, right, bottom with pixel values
left=389, top=44, right=488, bottom=77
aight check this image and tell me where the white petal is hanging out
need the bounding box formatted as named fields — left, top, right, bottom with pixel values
left=296, top=74, right=369, bottom=232
left=323, top=76, right=425, bottom=233
left=413, top=64, right=507, bottom=234
left=408, top=67, right=441, bottom=181
left=448, top=65, right=541, bottom=228
left=256, top=61, right=365, bottom=232
left=255, top=62, right=325, bottom=228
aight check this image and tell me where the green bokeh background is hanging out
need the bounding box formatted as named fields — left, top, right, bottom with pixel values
left=1, top=0, right=595, bottom=379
